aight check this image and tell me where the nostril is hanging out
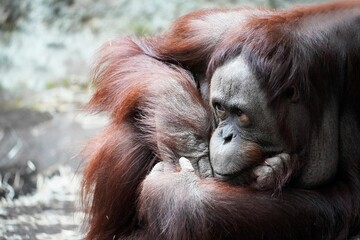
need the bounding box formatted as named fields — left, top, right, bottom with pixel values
left=223, top=133, right=233, bottom=144
left=220, top=127, right=235, bottom=144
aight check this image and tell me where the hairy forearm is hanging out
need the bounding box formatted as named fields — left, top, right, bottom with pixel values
left=137, top=159, right=351, bottom=240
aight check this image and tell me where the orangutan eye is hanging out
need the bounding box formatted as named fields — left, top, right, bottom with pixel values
left=214, top=102, right=225, bottom=112
left=214, top=102, right=227, bottom=120
left=235, top=108, right=243, bottom=116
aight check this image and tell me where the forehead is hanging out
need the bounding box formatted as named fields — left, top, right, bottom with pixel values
left=210, top=55, right=265, bottom=107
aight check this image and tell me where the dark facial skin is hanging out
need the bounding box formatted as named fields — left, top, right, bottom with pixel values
left=208, top=52, right=340, bottom=189
left=209, top=55, right=289, bottom=187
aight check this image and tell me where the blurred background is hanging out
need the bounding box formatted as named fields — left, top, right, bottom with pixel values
left=0, top=0, right=327, bottom=239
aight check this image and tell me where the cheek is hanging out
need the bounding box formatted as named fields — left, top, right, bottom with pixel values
left=241, top=142, right=264, bottom=163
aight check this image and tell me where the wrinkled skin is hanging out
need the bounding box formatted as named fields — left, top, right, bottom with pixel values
left=208, top=55, right=290, bottom=189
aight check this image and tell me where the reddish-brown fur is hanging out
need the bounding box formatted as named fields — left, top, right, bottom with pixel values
left=82, top=1, right=360, bottom=239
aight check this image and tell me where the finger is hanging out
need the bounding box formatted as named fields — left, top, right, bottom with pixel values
left=265, top=157, right=283, bottom=172
left=252, top=165, right=272, bottom=178
left=251, top=167, right=274, bottom=190
left=163, top=161, right=177, bottom=172
left=148, top=162, right=165, bottom=176
left=179, top=157, right=195, bottom=172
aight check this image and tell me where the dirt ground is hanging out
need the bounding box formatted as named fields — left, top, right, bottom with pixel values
left=0, top=109, right=105, bottom=239
left=0, top=166, right=84, bottom=240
